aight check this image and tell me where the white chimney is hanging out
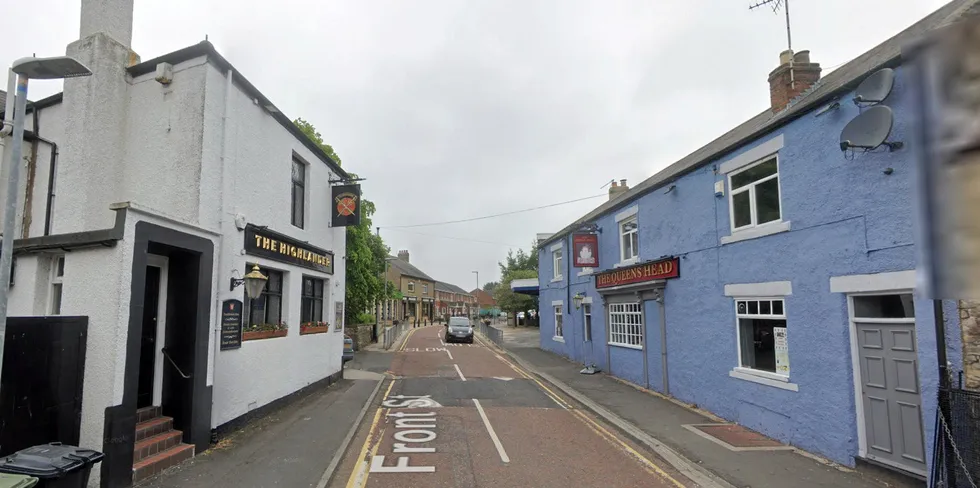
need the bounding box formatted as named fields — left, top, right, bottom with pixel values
left=57, top=0, right=140, bottom=232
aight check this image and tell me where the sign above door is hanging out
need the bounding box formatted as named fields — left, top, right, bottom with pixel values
left=595, top=257, right=679, bottom=289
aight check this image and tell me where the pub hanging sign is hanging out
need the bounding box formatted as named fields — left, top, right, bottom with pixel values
left=572, top=233, right=599, bottom=268
left=331, top=184, right=362, bottom=227
left=595, top=256, right=679, bottom=289
left=244, top=224, right=334, bottom=274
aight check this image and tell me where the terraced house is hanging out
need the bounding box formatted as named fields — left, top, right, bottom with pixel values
left=379, top=250, right=436, bottom=325
left=435, top=281, right=476, bottom=319
left=534, top=0, right=979, bottom=481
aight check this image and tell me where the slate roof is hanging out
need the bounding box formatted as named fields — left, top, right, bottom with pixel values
left=539, top=0, right=980, bottom=248
left=389, top=255, right=435, bottom=281
left=435, top=281, right=473, bottom=296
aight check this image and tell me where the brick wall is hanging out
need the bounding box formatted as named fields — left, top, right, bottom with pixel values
left=960, top=300, right=980, bottom=390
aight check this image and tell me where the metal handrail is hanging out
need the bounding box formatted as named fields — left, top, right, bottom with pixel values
left=162, top=347, right=192, bottom=379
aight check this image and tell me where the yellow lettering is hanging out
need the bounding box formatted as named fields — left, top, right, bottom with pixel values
left=254, top=235, right=262, bottom=248
left=664, top=260, right=673, bottom=274
left=270, top=241, right=277, bottom=252
left=280, top=244, right=289, bottom=255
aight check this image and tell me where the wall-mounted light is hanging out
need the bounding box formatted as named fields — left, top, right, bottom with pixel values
left=572, top=292, right=586, bottom=310
left=231, top=264, right=269, bottom=299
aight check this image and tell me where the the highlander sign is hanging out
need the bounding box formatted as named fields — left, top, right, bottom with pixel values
left=244, top=224, right=334, bottom=274
left=595, top=257, right=679, bottom=289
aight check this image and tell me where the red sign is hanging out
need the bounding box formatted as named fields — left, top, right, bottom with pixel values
left=595, top=257, right=679, bottom=289
left=572, top=233, right=599, bottom=267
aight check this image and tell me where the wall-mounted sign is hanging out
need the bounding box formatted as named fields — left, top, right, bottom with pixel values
left=331, top=184, right=362, bottom=227
left=244, top=224, right=334, bottom=274
left=572, top=233, right=598, bottom=268
left=595, top=257, right=679, bottom=289
left=774, top=327, right=790, bottom=375
left=220, top=299, right=243, bottom=350
left=335, top=301, right=344, bottom=331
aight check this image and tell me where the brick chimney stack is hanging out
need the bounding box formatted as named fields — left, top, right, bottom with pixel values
left=768, top=49, right=821, bottom=114
left=608, top=179, right=630, bottom=201
left=398, top=250, right=410, bottom=262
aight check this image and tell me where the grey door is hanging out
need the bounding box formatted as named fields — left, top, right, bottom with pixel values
left=855, top=301, right=926, bottom=475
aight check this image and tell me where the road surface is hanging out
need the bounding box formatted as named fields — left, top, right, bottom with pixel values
left=330, top=324, right=693, bottom=488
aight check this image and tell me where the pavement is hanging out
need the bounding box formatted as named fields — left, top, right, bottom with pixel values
left=495, top=325, right=924, bottom=488
left=137, top=347, right=400, bottom=488
left=330, top=324, right=694, bottom=488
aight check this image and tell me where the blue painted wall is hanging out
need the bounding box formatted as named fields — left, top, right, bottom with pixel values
left=537, top=65, right=964, bottom=472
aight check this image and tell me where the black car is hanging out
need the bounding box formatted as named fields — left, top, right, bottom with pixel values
left=445, top=317, right=474, bottom=344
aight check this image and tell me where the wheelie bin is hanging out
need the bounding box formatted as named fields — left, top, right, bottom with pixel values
left=0, top=443, right=104, bottom=488
left=0, top=473, right=38, bottom=488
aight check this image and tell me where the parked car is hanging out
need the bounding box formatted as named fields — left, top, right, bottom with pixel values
left=343, top=337, right=354, bottom=364
left=445, top=317, right=474, bottom=344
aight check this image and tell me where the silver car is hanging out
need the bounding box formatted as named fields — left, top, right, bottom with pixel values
left=445, top=317, right=474, bottom=344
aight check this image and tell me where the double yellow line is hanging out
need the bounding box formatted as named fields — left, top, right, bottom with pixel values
left=483, top=338, right=687, bottom=488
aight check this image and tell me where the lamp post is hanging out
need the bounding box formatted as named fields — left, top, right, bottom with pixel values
left=472, top=271, right=478, bottom=319
left=0, top=56, right=91, bottom=388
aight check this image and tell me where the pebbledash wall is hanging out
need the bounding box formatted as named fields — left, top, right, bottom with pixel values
left=537, top=63, right=964, bottom=475
left=1, top=34, right=347, bottom=488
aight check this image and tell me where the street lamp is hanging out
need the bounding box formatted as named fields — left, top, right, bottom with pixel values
left=0, top=55, right=91, bottom=388
left=472, top=271, right=478, bottom=318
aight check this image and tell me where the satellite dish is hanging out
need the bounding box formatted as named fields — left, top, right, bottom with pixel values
left=853, top=68, right=895, bottom=105
left=839, top=105, right=903, bottom=152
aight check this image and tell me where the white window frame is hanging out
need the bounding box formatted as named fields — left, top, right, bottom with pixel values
left=407, top=281, right=415, bottom=293
left=608, top=302, right=643, bottom=349
left=552, top=300, right=564, bottom=342
left=49, top=255, right=65, bottom=315
left=727, top=156, right=783, bottom=231
left=423, top=284, right=428, bottom=295
left=551, top=242, right=563, bottom=282
left=725, top=281, right=797, bottom=391
left=615, top=206, right=640, bottom=267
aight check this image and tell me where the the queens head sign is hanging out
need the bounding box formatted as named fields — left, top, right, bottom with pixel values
left=595, top=257, right=679, bottom=289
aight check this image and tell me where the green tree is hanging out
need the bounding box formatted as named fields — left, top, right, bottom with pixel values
left=493, top=243, right=540, bottom=317
left=294, top=118, right=342, bottom=166
left=482, top=281, right=499, bottom=294
left=293, top=118, right=389, bottom=324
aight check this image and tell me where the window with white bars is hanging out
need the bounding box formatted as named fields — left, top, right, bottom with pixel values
left=608, top=302, right=643, bottom=348
left=554, top=305, right=563, bottom=338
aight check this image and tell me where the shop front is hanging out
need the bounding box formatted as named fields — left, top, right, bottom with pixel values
left=592, top=257, right=679, bottom=393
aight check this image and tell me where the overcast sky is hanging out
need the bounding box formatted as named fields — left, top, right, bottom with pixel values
left=2, top=0, right=949, bottom=290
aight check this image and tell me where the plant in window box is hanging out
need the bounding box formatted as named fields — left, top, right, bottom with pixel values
left=300, top=320, right=331, bottom=335
left=242, top=321, right=289, bottom=341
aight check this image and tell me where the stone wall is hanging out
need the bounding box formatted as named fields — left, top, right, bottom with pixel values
left=347, top=324, right=374, bottom=351
left=961, top=300, right=980, bottom=390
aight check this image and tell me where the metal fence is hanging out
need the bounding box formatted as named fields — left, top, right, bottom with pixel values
left=476, top=321, right=504, bottom=347
left=382, top=322, right=408, bottom=350
left=932, top=374, right=980, bottom=488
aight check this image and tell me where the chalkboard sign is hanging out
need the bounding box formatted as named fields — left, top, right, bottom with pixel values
left=220, top=299, right=243, bottom=350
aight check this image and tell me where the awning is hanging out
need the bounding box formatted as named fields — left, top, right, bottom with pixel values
left=511, top=278, right=539, bottom=296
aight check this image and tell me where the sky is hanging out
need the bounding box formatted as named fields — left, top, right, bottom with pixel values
left=1, top=0, right=950, bottom=291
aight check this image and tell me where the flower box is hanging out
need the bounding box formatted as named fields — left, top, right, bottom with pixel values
left=243, top=329, right=288, bottom=341
left=300, top=324, right=330, bottom=335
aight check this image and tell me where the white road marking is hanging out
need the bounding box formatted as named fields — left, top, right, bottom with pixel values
left=473, top=399, right=510, bottom=463
left=454, top=364, right=467, bottom=381
left=492, top=377, right=513, bottom=381
left=446, top=349, right=454, bottom=360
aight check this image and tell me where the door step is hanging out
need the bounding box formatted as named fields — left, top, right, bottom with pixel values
left=133, top=407, right=195, bottom=483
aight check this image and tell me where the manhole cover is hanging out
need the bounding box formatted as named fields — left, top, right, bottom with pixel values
left=683, top=423, right=794, bottom=451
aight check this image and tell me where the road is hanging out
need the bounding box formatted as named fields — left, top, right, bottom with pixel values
left=330, top=324, right=694, bottom=488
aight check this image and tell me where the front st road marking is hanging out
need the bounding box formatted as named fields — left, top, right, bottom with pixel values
left=473, top=399, right=510, bottom=463
left=453, top=364, right=467, bottom=381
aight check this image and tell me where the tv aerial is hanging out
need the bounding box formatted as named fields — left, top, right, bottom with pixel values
left=839, top=105, right=903, bottom=154
left=853, top=68, right=895, bottom=106
left=750, top=0, right=793, bottom=52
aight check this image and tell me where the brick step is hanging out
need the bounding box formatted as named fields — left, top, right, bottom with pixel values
left=136, top=406, right=161, bottom=424
left=135, top=416, right=173, bottom=442
left=132, top=443, right=194, bottom=483
left=134, top=430, right=184, bottom=463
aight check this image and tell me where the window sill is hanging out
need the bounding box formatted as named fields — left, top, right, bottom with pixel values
left=553, top=336, right=565, bottom=343
left=721, top=220, right=791, bottom=245
left=614, top=258, right=639, bottom=268
left=577, top=268, right=594, bottom=277
left=609, top=342, right=643, bottom=351
left=551, top=277, right=563, bottom=283
left=729, top=368, right=798, bottom=392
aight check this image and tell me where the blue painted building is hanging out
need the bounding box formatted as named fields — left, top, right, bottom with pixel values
left=535, top=1, right=976, bottom=479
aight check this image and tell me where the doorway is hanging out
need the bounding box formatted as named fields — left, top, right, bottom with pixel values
left=849, top=293, right=927, bottom=477
left=137, top=256, right=168, bottom=409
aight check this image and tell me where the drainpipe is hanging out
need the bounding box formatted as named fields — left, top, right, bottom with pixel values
left=656, top=289, right=669, bottom=395
left=21, top=108, right=39, bottom=239
left=212, top=68, right=234, bottom=387
left=43, top=144, right=57, bottom=236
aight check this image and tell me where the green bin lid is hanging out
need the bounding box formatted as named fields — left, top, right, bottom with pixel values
left=0, top=473, right=38, bottom=488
